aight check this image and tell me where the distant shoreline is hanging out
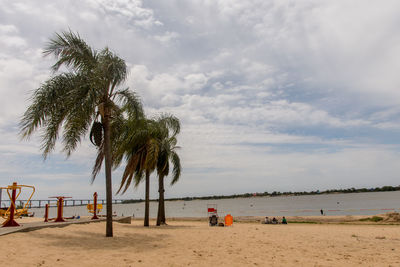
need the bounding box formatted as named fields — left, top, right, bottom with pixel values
left=122, top=185, right=400, bottom=204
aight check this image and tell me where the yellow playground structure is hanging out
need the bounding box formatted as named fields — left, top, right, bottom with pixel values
left=0, top=182, right=35, bottom=227
left=87, top=203, right=103, bottom=214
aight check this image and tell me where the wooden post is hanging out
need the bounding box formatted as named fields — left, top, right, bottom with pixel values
left=44, top=204, right=49, bottom=222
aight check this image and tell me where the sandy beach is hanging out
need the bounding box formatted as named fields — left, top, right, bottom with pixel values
left=0, top=216, right=399, bottom=266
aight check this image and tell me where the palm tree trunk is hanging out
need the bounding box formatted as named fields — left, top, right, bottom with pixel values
left=161, top=189, right=166, bottom=225
left=103, top=110, right=113, bottom=237
left=156, top=175, right=165, bottom=226
left=144, top=170, right=150, bottom=226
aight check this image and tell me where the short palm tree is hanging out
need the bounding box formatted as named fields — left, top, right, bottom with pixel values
left=116, top=114, right=180, bottom=226
left=19, top=30, right=142, bottom=237
left=155, top=115, right=181, bottom=226
left=116, top=117, right=159, bottom=226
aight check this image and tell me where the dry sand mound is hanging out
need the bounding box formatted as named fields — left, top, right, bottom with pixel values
left=383, top=212, right=400, bottom=222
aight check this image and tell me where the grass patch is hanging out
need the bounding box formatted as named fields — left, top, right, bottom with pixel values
left=359, top=216, right=383, bottom=222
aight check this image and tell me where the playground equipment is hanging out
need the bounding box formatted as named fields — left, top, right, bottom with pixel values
left=0, top=182, right=35, bottom=227
left=207, top=204, right=218, bottom=226
left=87, top=192, right=102, bottom=219
left=49, top=196, right=71, bottom=222
left=44, top=204, right=49, bottom=222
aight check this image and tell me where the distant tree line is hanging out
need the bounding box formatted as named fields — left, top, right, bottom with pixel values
left=121, top=185, right=400, bottom=203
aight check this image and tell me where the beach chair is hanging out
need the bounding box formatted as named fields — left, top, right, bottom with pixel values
left=207, top=204, right=218, bottom=226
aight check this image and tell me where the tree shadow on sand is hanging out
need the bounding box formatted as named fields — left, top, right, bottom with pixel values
left=31, top=230, right=168, bottom=252
left=119, top=223, right=195, bottom=230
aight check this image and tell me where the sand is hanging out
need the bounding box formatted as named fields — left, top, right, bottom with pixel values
left=1, top=218, right=400, bottom=266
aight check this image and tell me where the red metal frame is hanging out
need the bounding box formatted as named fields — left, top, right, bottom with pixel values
left=92, top=192, right=99, bottom=220
left=49, top=196, right=71, bottom=222
left=2, top=182, right=20, bottom=227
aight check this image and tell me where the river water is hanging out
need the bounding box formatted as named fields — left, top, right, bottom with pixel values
left=29, top=191, right=400, bottom=218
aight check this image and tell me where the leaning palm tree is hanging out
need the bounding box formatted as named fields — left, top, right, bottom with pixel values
left=155, top=115, right=181, bottom=226
left=19, top=30, right=142, bottom=237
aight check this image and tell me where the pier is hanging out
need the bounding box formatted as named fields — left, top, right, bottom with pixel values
left=0, top=198, right=125, bottom=208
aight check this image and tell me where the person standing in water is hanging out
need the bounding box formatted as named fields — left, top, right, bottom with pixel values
left=320, top=209, right=324, bottom=215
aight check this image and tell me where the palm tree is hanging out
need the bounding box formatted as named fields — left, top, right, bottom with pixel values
left=156, top=116, right=181, bottom=226
left=19, top=30, right=142, bottom=237
left=116, top=114, right=180, bottom=226
left=116, top=117, right=159, bottom=226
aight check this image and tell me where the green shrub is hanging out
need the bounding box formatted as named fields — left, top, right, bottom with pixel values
left=359, top=216, right=383, bottom=222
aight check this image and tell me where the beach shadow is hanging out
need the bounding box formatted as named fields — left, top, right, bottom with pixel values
left=32, top=230, right=168, bottom=251
left=119, top=224, right=195, bottom=230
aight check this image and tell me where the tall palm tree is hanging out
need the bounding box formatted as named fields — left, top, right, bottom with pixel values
left=19, top=30, right=142, bottom=237
left=156, top=117, right=181, bottom=225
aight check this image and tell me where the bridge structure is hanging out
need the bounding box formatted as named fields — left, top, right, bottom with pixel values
left=0, top=198, right=126, bottom=209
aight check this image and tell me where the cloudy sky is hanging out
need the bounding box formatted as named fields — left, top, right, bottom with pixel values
left=1, top=0, right=400, bottom=200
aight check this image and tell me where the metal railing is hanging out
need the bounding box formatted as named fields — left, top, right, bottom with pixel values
left=0, top=198, right=125, bottom=208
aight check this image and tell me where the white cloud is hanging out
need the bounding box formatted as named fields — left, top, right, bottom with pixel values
left=86, top=0, right=163, bottom=28
left=1, top=0, right=400, bottom=198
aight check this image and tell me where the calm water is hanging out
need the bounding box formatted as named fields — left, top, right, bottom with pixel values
left=29, top=191, right=400, bottom=218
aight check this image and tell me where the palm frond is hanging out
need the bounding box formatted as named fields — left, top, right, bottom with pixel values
left=170, top=151, right=181, bottom=185
left=97, top=48, right=128, bottom=90
left=91, top=143, right=104, bottom=183
left=117, top=154, right=139, bottom=194
left=134, top=171, right=145, bottom=188
left=20, top=73, right=84, bottom=158
left=62, top=86, right=97, bottom=156
left=43, top=29, right=97, bottom=72
left=115, top=88, right=143, bottom=119
left=157, top=114, right=180, bottom=137
left=145, top=138, right=159, bottom=170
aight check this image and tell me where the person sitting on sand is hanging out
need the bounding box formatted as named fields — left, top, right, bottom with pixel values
left=264, top=216, right=270, bottom=224
left=272, top=217, right=278, bottom=224
left=282, top=216, right=287, bottom=224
